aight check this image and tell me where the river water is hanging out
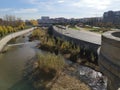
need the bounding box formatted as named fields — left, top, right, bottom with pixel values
left=0, top=33, right=107, bottom=90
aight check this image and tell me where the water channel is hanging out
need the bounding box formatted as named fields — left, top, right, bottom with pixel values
left=0, top=32, right=107, bottom=90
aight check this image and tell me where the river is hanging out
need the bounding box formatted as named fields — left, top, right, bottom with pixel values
left=0, top=32, right=107, bottom=90
left=0, top=33, right=40, bottom=90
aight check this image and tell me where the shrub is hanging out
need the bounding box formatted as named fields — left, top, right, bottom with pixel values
left=31, top=53, right=65, bottom=89
left=36, top=53, right=65, bottom=72
left=32, top=28, right=46, bottom=39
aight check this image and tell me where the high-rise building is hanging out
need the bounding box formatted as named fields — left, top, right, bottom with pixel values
left=103, top=11, right=120, bottom=24
left=41, top=16, right=50, bottom=20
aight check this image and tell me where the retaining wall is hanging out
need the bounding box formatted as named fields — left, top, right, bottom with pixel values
left=0, top=27, right=35, bottom=52
left=99, top=31, right=120, bottom=90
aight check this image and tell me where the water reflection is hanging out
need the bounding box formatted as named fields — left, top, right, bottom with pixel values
left=0, top=33, right=39, bottom=90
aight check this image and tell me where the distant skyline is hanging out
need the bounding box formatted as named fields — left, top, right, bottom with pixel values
left=0, top=0, right=120, bottom=20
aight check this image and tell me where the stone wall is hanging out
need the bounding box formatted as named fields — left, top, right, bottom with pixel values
left=0, top=27, right=35, bottom=52
left=99, top=31, right=120, bottom=90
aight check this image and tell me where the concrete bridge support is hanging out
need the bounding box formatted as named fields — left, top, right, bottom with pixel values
left=99, top=31, right=120, bottom=90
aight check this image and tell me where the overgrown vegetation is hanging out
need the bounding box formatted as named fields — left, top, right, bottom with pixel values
left=28, top=53, right=65, bottom=89
left=26, top=27, right=98, bottom=89
left=81, top=26, right=110, bottom=33
left=30, top=28, right=99, bottom=70
left=25, top=53, right=91, bottom=90
left=69, top=25, right=80, bottom=30
left=37, top=53, right=65, bottom=72
left=69, top=25, right=110, bottom=34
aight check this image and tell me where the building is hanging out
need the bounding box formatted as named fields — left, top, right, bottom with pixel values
left=103, top=11, right=120, bottom=24
left=37, top=16, right=52, bottom=27
left=41, top=16, right=50, bottom=20
left=38, top=16, right=71, bottom=26
left=80, top=17, right=103, bottom=23
left=38, top=16, right=103, bottom=27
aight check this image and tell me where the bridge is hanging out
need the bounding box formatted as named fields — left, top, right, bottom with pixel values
left=0, top=27, right=36, bottom=52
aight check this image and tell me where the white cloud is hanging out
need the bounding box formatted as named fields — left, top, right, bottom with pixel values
left=28, top=0, right=39, bottom=4
left=0, top=8, right=13, bottom=12
left=73, top=0, right=111, bottom=10
left=14, top=8, right=39, bottom=13
left=58, top=0, right=65, bottom=3
left=0, top=8, right=39, bottom=14
left=0, top=0, right=118, bottom=20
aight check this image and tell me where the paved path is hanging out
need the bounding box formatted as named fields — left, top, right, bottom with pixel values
left=7, top=42, right=32, bottom=47
left=0, top=27, right=35, bottom=52
left=54, top=26, right=101, bottom=45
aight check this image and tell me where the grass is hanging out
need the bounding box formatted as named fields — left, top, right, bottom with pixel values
left=88, top=27, right=111, bottom=34
left=32, top=28, right=80, bottom=54
left=29, top=53, right=65, bottom=89
left=26, top=53, right=91, bottom=90
left=26, top=28, right=100, bottom=89
left=80, top=26, right=111, bottom=34
left=50, top=71, right=91, bottom=90
left=69, top=25, right=110, bottom=34
left=37, top=53, right=65, bottom=71
left=70, top=26, right=80, bottom=30
left=70, top=26, right=102, bottom=34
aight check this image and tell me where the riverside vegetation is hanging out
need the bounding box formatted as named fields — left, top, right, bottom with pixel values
left=0, top=15, right=38, bottom=38
left=0, top=15, right=25, bottom=37
left=25, top=53, right=90, bottom=90
left=26, top=27, right=102, bottom=90
left=27, top=28, right=96, bottom=90
left=29, top=27, right=99, bottom=70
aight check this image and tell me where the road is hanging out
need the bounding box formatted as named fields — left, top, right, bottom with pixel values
left=54, top=26, right=101, bottom=45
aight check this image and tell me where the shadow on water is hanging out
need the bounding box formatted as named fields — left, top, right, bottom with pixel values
left=0, top=33, right=40, bottom=90
left=8, top=57, right=36, bottom=90
left=8, top=79, right=35, bottom=90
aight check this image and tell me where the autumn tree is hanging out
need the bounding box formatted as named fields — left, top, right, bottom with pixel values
left=30, top=20, right=38, bottom=26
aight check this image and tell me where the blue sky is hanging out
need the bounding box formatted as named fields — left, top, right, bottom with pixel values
left=0, top=0, right=120, bottom=20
